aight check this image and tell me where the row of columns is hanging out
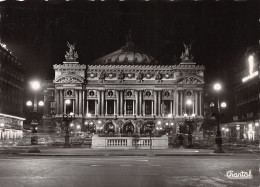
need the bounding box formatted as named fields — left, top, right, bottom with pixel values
left=0, top=129, right=23, bottom=140
left=55, top=89, right=203, bottom=117
left=55, top=89, right=84, bottom=115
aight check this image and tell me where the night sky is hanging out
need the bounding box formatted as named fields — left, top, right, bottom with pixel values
left=0, top=1, right=259, bottom=89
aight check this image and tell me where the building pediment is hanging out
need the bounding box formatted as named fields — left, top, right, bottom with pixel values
left=54, top=74, right=84, bottom=84
left=176, top=76, right=204, bottom=84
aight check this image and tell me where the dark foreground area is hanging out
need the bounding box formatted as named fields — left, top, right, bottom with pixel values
left=0, top=153, right=259, bottom=187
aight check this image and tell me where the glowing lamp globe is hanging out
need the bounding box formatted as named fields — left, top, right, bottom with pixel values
left=65, top=99, right=71, bottom=104
left=213, top=83, right=221, bottom=91
left=220, top=102, right=227, bottom=108
left=30, top=81, right=41, bottom=91
left=38, top=101, right=44, bottom=106
left=186, top=99, right=192, bottom=105
left=26, top=101, right=33, bottom=106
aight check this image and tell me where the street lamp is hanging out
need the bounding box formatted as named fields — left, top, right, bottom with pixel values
left=63, top=112, right=75, bottom=147
left=213, top=82, right=225, bottom=153
left=185, top=99, right=194, bottom=148
left=28, top=80, right=41, bottom=145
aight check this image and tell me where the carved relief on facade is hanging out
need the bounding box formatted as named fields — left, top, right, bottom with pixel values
left=125, top=90, right=134, bottom=98
left=136, top=72, right=143, bottom=83
left=177, top=76, right=203, bottom=84
left=117, top=71, right=124, bottom=82
left=99, top=71, right=105, bottom=82
left=55, top=75, right=84, bottom=84
left=155, top=71, right=163, bottom=83
left=64, top=89, right=75, bottom=97
left=127, top=73, right=134, bottom=78
left=185, top=90, right=193, bottom=97
left=88, top=72, right=97, bottom=78
left=164, top=73, right=171, bottom=79
left=145, top=73, right=152, bottom=79
left=87, top=90, right=97, bottom=97
left=143, top=90, right=153, bottom=98
left=162, top=90, right=172, bottom=99
left=106, top=90, right=116, bottom=98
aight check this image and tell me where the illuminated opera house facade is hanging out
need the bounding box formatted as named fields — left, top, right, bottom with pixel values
left=42, top=37, right=205, bottom=142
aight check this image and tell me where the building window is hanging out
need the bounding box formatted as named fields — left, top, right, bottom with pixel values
left=88, top=100, right=95, bottom=115
left=65, top=100, right=73, bottom=114
left=107, top=100, right=114, bottom=115
left=162, top=100, right=171, bottom=115
left=126, top=100, right=133, bottom=115
left=145, top=100, right=152, bottom=115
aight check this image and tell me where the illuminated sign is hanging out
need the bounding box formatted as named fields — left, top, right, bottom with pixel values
left=242, top=55, right=259, bottom=82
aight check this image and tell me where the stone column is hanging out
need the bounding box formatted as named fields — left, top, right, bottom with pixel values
left=114, top=100, right=116, bottom=115
left=180, top=90, right=183, bottom=116
left=60, top=90, right=63, bottom=114
left=105, top=100, right=107, bottom=115
left=55, top=90, right=59, bottom=115
left=75, top=90, right=78, bottom=115
left=172, top=90, right=175, bottom=116
left=195, top=90, right=198, bottom=115
left=151, top=101, right=154, bottom=115
left=101, top=90, right=105, bottom=116
left=124, top=99, right=127, bottom=116
left=139, top=90, right=143, bottom=116
left=154, top=90, right=157, bottom=116
left=116, top=90, right=120, bottom=116
left=176, top=90, right=179, bottom=116
left=97, top=90, right=101, bottom=116
left=199, top=91, right=202, bottom=116
left=170, top=100, right=173, bottom=115
left=120, top=90, right=124, bottom=116
left=133, top=100, right=135, bottom=115
left=82, top=90, right=85, bottom=116
left=86, top=100, right=89, bottom=115
left=158, top=90, right=161, bottom=116
left=95, top=100, right=97, bottom=115
left=79, top=90, right=83, bottom=115
left=135, top=90, right=139, bottom=116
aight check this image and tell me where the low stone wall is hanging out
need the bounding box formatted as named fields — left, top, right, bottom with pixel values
left=92, top=135, right=168, bottom=149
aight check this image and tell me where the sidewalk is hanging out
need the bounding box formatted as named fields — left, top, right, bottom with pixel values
left=0, top=146, right=234, bottom=156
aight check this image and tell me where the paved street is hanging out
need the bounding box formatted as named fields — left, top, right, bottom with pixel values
left=0, top=153, right=259, bottom=187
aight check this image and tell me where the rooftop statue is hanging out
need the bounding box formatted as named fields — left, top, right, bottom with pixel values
left=181, top=43, right=194, bottom=61
left=65, top=42, right=78, bottom=61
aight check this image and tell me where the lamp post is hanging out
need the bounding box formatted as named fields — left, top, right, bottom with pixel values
left=63, top=112, right=75, bottom=148
left=28, top=80, right=41, bottom=145
left=184, top=99, right=195, bottom=148
left=213, top=83, right=226, bottom=153
left=146, top=122, right=155, bottom=157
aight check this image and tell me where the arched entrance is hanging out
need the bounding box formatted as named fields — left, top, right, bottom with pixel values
left=122, top=121, right=134, bottom=135
left=104, top=121, right=115, bottom=135
left=141, top=121, right=155, bottom=135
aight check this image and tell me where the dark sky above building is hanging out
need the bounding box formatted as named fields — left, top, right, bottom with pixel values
left=0, top=1, right=259, bottom=88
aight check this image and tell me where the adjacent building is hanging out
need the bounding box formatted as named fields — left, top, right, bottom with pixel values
left=231, top=44, right=260, bottom=142
left=42, top=37, right=205, bottom=144
left=0, top=43, right=25, bottom=141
